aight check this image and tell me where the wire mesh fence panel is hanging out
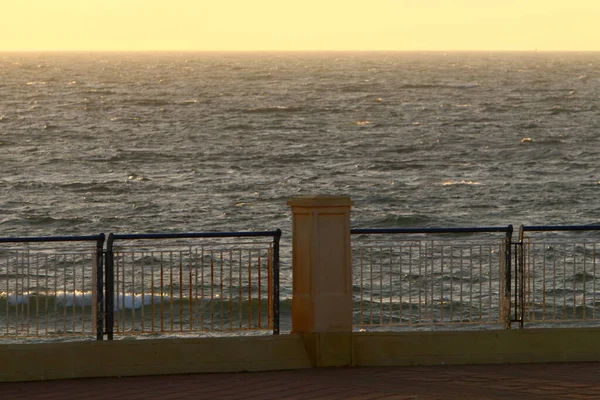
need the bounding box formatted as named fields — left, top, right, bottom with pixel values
left=352, top=229, right=511, bottom=330
left=0, top=237, right=103, bottom=340
left=521, top=235, right=600, bottom=326
left=107, top=234, right=279, bottom=337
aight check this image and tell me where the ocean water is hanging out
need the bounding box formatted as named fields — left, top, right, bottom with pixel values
left=2, top=51, right=599, bottom=237
left=1, top=52, right=600, bottom=337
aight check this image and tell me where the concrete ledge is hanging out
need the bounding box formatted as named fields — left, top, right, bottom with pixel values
left=353, top=328, right=600, bottom=366
left=5, top=328, right=600, bottom=382
left=0, top=334, right=312, bottom=382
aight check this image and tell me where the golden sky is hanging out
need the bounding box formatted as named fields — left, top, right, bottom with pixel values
left=2, top=0, right=599, bottom=51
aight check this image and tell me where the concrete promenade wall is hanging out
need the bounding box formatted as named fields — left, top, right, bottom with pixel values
left=0, top=335, right=312, bottom=382
left=3, top=328, right=600, bottom=382
left=2, top=195, right=600, bottom=382
left=353, top=328, right=600, bottom=366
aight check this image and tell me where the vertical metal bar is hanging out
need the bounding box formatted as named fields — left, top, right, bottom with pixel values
left=379, top=247, right=383, bottom=324
left=210, top=253, right=214, bottom=329
left=160, top=252, right=165, bottom=332
left=389, top=247, right=393, bottom=325
left=513, top=242, right=518, bottom=326
left=44, top=253, right=49, bottom=336
left=4, top=251, right=8, bottom=336
left=151, top=252, right=156, bottom=333
left=257, top=251, right=262, bottom=329
left=26, top=251, right=31, bottom=336
left=229, top=250, right=234, bottom=330
left=488, top=244, right=492, bottom=323
left=220, top=251, right=224, bottom=331
left=238, top=249, right=243, bottom=329
left=459, top=247, right=464, bottom=323
left=6, top=252, right=11, bottom=336
left=583, top=243, right=587, bottom=320
left=594, top=243, right=597, bottom=320
left=408, top=245, right=412, bottom=324
left=423, top=242, right=429, bottom=323
left=563, top=243, right=567, bottom=319
left=504, top=227, right=512, bottom=329
left=440, top=244, right=444, bottom=322
left=115, top=251, right=121, bottom=334
left=179, top=251, right=184, bottom=332
left=62, top=254, right=67, bottom=335
left=247, top=250, right=252, bottom=329
left=189, top=247, right=193, bottom=332
left=359, top=247, right=364, bottom=326
left=430, top=241, right=435, bottom=323
left=399, top=246, right=403, bottom=324
left=416, top=244, right=421, bottom=324
left=572, top=243, right=576, bottom=319
left=80, top=253, right=85, bottom=335
left=519, top=239, right=525, bottom=328
left=121, top=252, right=126, bottom=333
left=369, top=247, right=374, bottom=325
left=449, top=245, right=454, bottom=323
left=170, top=251, right=174, bottom=332
left=193, top=248, right=199, bottom=330
left=105, top=234, right=114, bottom=340
left=273, top=229, right=281, bottom=334
left=194, top=248, right=200, bottom=330
left=35, top=254, right=40, bottom=336
left=16, top=251, right=22, bottom=336
left=140, top=252, right=145, bottom=333
left=131, top=251, right=136, bottom=334
left=13, top=251, right=19, bottom=336
left=14, top=251, right=18, bottom=336
left=267, top=246, right=273, bottom=329
left=72, top=254, right=76, bottom=334
left=53, top=254, right=58, bottom=335
left=201, top=248, right=205, bottom=331
left=552, top=244, right=557, bottom=319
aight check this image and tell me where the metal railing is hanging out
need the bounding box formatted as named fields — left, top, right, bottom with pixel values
left=0, top=230, right=280, bottom=341
left=3, top=223, right=599, bottom=339
left=515, top=225, right=600, bottom=328
left=0, top=235, right=105, bottom=340
left=105, top=230, right=281, bottom=338
left=351, top=227, right=513, bottom=330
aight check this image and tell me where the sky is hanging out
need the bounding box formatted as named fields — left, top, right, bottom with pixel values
left=2, top=0, right=599, bottom=51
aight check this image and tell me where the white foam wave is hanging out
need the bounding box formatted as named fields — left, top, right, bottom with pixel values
left=113, top=293, right=159, bottom=310
left=442, top=180, right=482, bottom=186
left=1, top=291, right=162, bottom=310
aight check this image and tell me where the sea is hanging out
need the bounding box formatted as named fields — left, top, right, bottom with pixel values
left=1, top=51, right=600, bottom=338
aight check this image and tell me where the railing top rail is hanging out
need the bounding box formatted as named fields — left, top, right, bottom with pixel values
left=521, top=224, right=600, bottom=232
left=107, top=229, right=282, bottom=247
left=110, top=229, right=281, bottom=241
left=351, top=226, right=513, bottom=235
left=519, top=224, right=600, bottom=240
left=0, top=233, right=105, bottom=244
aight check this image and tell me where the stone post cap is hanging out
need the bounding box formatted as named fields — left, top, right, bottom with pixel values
left=287, top=195, right=353, bottom=208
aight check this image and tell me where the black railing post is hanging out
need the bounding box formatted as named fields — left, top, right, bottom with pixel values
left=96, top=233, right=105, bottom=340
left=517, top=226, right=525, bottom=329
left=105, top=234, right=115, bottom=340
left=273, top=229, right=281, bottom=335
left=504, top=225, right=513, bottom=329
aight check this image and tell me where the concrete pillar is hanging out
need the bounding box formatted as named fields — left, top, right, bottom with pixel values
left=287, top=195, right=353, bottom=367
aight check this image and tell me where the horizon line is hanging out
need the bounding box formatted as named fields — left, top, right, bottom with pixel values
left=2, top=49, right=600, bottom=53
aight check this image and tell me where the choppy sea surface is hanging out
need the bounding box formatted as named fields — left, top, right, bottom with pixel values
left=1, top=52, right=600, bottom=338
left=2, top=51, right=599, bottom=237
